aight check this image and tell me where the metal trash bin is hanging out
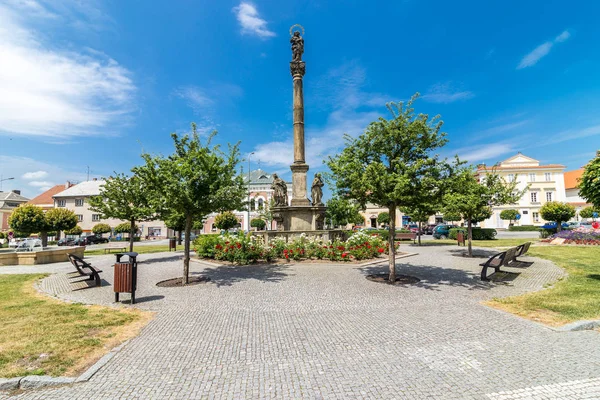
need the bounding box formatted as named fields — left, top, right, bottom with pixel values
left=114, top=252, right=138, bottom=304
left=169, top=237, right=176, bottom=251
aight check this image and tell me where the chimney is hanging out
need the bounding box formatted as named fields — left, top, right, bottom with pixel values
left=65, top=181, right=73, bottom=189
left=12, top=190, right=21, bottom=195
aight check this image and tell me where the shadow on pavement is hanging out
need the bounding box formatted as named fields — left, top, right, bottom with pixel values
left=126, top=295, right=165, bottom=304
left=201, top=264, right=290, bottom=287
left=141, top=255, right=184, bottom=264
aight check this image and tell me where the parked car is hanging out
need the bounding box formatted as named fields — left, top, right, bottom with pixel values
left=83, top=235, right=109, bottom=245
left=72, top=237, right=87, bottom=246
left=8, top=238, right=23, bottom=248
left=424, top=223, right=439, bottom=235
left=432, top=224, right=459, bottom=239
left=404, top=223, right=420, bottom=233
left=57, top=237, right=76, bottom=246
left=540, top=222, right=569, bottom=230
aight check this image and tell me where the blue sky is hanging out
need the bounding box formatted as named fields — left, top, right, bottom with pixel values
left=1, top=0, right=599, bottom=198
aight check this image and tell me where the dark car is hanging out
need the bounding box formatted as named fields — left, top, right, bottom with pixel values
left=540, top=222, right=569, bottom=230
left=424, top=223, right=438, bottom=235
left=57, top=238, right=76, bottom=246
left=432, top=224, right=458, bottom=239
left=82, top=235, right=109, bottom=245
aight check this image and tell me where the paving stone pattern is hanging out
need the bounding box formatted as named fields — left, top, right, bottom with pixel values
left=1, top=245, right=599, bottom=399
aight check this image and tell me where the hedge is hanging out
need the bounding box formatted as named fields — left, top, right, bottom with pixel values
left=449, top=228, right=497, bottom=240
left=369, top=229, right=410, bottom=241
left=508, top=225, right=541, bottom=232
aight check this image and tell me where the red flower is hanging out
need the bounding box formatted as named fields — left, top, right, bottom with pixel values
left=342, top=252, right=348, bottom=258
left=377, top=248, right=384, bottom=253
left=236, top=243, right=242, bottom=249
left=337, top=246, right=345, bottom=251
left=215, top=244, right=223, bottom=250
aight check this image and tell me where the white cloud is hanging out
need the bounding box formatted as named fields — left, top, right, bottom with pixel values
left=28, top=180, right=55, bottom=188
left=173, top=87, right=214, bottom=110
left=517, top=30, right=570, bottom=69
left=0, top=2, right=135, bottom=138
left=454, top=143, right=515, bottom=164
left=422, top=82, right=475, bottom=104
left=543, top=124, right=600, bottom=145
left=233, top=2, right=275, bottom=39
left=22, top=170, right=49, bottom=180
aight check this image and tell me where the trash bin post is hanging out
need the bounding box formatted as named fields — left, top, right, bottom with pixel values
left=113, top=252, right=138, bottom=304
left=169, top=237, right=176, bottom=251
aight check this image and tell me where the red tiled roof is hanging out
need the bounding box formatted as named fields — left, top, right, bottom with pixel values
left=564, top=169, right=584, bottom=190
left=27, top=184, right=73, bottom=206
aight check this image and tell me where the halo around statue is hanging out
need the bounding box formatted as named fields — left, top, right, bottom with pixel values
left=289, top=24, right=305, bottom=37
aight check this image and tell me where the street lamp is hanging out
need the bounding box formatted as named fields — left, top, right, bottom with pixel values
left=0, top=176, right=15, bottom=191
left=247, top=152, right=255, bottom=232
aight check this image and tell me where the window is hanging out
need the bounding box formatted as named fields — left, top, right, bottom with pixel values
left=533, top=212, right=540, bottom=222
left=258, top=198, right=264, bottom=210
left=546, top=192, right=553, bottom=202
left=530, top=192, right=538, bottom=203
left=529, top=173, right=536, bottom=182
left=250, top=199, right=256, bottom=211
left=75, top=199, right=84, bottom=207
left=57, top=200, right=66, bottom=207
left=92, top=214, right=101, bottom=221
left=77, top=215, right=83, bottom=222
left=544, top=172, right=552, bottom=181
left=507, top=174, right=514, bottom=182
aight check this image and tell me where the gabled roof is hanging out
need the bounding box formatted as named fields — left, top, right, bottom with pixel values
left=28, top=184, right=74, bottom=205
left=0, top=191, right=29, bottom=202
left=499, top=153, right=540, bottom=167
left=564, top=169, right=584, bottom=190
left=54, top=180, right=105, bottom=198
left=243, top=169, right=291, bottom=185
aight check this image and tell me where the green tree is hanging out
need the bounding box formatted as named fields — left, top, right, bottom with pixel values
left=443, top=213, right=461, bottom=223
left=444, top=168, right=523, bottom=256
left=579, top=150, right=600, bottom=208
left=377, top=212, right=390, bottom=226
left=540, top=201, right=575, bottom=232
left=500, top=209, right=519, bottom=226
left=400, top=201, right=437, bottom=246
left=45, top=208, right=78, bottom=241
left=92, top=223, right=112, bottom=236
left=258, top=198, right=276, bottom=230
left=134, top=124, right=247, bottom=284
left=324, top=197, right=364, bottom=228
left=8, top=205, right=48, bottom=245
left=250, top=218, right=266, bottom=230
left=164, top=212, right=186, bottom=244
left=65, top=225, right=83, bottom=236
left=579, top=206, right=599, bottom=220
left=215, top=211, right=240, bottom=230
left=326, top=94, right=454, bottom=282
left=114, top=222, right=139, bottom=234
left=89, top=174, right=156, bottom=252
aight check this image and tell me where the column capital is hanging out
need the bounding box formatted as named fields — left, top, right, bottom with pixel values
left=290, top=61, right=306, bottom=77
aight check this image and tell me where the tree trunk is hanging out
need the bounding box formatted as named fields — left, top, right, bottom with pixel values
left=177, top=230, right=183, bottom=245
left=467, top=219, right=473, bottom=257
left=388, top=205, right=396, bottom=282
left=55, top=231, right=61, bottom=241
left=556, top=221, right=562, bottom=232
left=418, top=221, right=422, bottom=246
left=183, top=214, right=192, bottom=285
left=41, top=231, right=48, bottom=248
left=129, top=219, right=135, bottom=253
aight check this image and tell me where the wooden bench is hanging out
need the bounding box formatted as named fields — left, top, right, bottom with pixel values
left=479, top=242, right=533, bottom=281
left=67, top=253, right=103, bottom=287
left=394, top=232, right=417, bottom=244
left=104, top=244, right=128, bottom=254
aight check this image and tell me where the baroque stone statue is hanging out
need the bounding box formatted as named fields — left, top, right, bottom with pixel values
left=290, top=30, right=304, bottom=62
left=311, top=173, right=324, bottom=206
left=271, top=173, right=288, bottom=206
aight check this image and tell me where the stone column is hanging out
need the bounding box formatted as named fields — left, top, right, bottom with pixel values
left=290, top=61, right=310, bottom=206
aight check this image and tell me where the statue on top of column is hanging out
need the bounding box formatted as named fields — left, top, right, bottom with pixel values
left=271, top=174, right=288, bottom=206
left=290, top=30, right=304, bottom=62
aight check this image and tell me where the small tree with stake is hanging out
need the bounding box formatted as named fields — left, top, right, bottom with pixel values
left=500, top=209, right=519, bottom=227
left=8, top=205, right=48, bottom=244
left=377, top=212, right=390, bottom=227
left=92, top=223, right=112, bottom=236
left=45, top=208, right=78, bottom=241
left=215, top=211, right=240, bottom=231
left=327, top=94, right=455, bottom=282
left=250, top=218, right=266, bottom=230
left=324, top=197, right=364, bottom=228
left=134, top=123, right=247, bottom=285
left=540, top=202, right=575, bottom=232
left=89, top=174, right=156, bottom=253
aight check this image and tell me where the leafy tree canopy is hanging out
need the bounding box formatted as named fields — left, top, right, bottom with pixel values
left=579, top=151, right=600, bottom=208
left=324, top=197, right=364, bottom=227
left=377, top=212, right=390, bottom=225
left=500, top=209, right=519, bottom=222
left=579, top=206, right=599, bottom=219
left=65, top=225, right=83, bottom=236
left=114, top=222, right=139, bottom=234
left=215, top=211, right=240, bottom=230
left=540, top=201, right=575, bottom=231
left=45, top=208, right=78, bottom=233
left=92, top=223, right=112, bottom=235
left=8, top=205, right=47, bottom=234
left=250, top=218, right=266, bottom=230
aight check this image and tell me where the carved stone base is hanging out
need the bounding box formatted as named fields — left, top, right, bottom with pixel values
left=272, top=205, right=326, bottom=231
left=290, top=163, right=310, bottom=206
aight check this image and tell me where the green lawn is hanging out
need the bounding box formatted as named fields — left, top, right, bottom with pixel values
left=85, top=244, right=186, bottom=256
left=0, top=274, right=152, bottom=378
left=486, top=246, right=600, bottom=325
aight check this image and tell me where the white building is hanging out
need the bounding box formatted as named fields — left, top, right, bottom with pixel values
left=477, top=153, right=566, bottom=228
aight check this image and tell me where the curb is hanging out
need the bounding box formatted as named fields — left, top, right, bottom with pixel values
left=0, top=340, right=129, bottom=391
left=554, top=319, right=600, bottom=332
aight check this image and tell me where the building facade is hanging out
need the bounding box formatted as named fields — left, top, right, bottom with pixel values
left=477, top=153, right=566, bottom=229
left=53, top=179, right=169, bottom=238
left=0, top=190, right=30, bottom=231
left=201, top=169, right=292, bottom=233
left=563, top=169, right=591, bottom=219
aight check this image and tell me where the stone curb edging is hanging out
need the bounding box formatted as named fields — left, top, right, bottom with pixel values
left=553, top=319, right=600, bottom=332
left=0, top=340, right=129, bottom=391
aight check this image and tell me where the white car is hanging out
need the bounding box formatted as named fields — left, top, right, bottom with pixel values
left=13, top=238, right=43, bottom=251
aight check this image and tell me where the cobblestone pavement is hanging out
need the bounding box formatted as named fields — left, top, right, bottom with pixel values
left=2, top=245, right=599, bottom=399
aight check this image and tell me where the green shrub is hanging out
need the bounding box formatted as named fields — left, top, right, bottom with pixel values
left=449, top=228, right=497, bottom=240
left=508, top=225, right=541, bottom=232
left=539, top=228, right=556, bottom=238
left=193, top=234, right=221, bottom=258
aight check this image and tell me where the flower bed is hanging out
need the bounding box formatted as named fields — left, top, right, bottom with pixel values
left=545, top=227, right=600, bottom=245
left=193, top=231, right=388, bottom=264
